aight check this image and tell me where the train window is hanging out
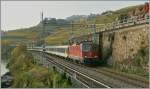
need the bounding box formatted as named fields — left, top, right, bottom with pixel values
left=82, top=43, right=91, bottom=52
left=60, top=48, right=65, bottom=53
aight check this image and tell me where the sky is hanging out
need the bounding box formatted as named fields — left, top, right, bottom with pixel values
left=1, top=1, right=147, bottom=31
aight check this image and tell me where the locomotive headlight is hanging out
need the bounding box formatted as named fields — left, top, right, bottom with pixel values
left=85, top=56, right=87, bottom=58
left=95, top=56, right=98, bottom=58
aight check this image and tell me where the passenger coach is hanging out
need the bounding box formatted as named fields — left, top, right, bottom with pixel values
left=45, top=45, right=68, bottom=58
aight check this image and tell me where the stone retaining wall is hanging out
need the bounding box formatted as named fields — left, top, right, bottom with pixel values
left=101, top=24, right=149, bottom=68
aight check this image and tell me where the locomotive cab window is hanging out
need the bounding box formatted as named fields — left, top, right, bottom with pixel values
left=82, top=42, right=91, bottom=52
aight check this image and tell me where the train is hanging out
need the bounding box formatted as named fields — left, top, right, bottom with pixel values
left=30, top=41, right=100, bottom=65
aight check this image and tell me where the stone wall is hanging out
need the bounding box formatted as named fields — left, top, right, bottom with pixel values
left=101, top=24, right=149, bottom=68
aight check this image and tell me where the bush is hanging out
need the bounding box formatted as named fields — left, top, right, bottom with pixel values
left=7, top=45, right=72, bottom=88
left=112, top=63, right=148, bottom=79
left=132, top=47, right=148, bottom=67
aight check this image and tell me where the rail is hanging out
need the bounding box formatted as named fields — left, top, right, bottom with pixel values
left=31, top=50, right=111, bottom=88
left=45, top=53, right=111, bottom=88
left=28, top=50, right=149, bottom=88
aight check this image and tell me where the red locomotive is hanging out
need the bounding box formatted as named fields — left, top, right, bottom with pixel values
left=68, top=41, right=99, bottom=64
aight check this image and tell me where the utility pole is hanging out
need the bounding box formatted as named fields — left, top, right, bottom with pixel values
left=41, top=12, right=45, bottom=48
left=41, top=12, right=45, bottom=65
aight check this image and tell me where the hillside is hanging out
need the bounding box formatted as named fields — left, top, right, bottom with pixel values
left=2, top=4, right=141, bottom=46
left=45, top=4, right=141, bottom=45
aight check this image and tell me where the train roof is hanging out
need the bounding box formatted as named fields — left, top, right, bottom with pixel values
left=33, top=46, right=43, bottom=48
left=45, top=45, right=69, bottom=48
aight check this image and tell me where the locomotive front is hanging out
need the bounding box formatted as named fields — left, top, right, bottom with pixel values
left=81, top=41, right=100, bottom=64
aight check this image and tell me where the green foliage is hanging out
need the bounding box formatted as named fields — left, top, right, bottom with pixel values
left=12, top=67, right=52, bottom=88
left=53, top=72, right=72, bottom=88
left=102, top=48, right=112, bottom=64
left=7, top=45, right=34, bottom=73
left=132, top=47, right=148, bottom=67
left=102, top=33, right=114, bottom=64
left=112, top=63, right=149, bottom=79
left=111, top=46, right=149, bottom=79
left=92, top=43, right=99, bottom=51
left=1, top=45, right=14, bottom=61
left=7, top=45, right=72, bottom=88
left=110, top=45, right=149, bottom=79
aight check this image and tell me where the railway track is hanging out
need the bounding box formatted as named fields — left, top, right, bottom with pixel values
left=54, top=53, right=149, bottom=88
left=90, top=67, right=149, bottom=88
left=31, top=51, right=149, bottom=88
left=75, top=63, right=149, bottom=88
left=95, top=67, right=149, bottom=87
left=70, top=62, right=149, bottom=88
left=32, top=51, right=111, bottom=88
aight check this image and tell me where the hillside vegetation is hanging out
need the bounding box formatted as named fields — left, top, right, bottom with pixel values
left=2, top=4, right=140, bottom=46
left=6, top=45, right=72, bottom=88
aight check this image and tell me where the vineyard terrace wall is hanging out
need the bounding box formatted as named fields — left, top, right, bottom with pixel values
left=100, top=24, right=149, bottom=69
